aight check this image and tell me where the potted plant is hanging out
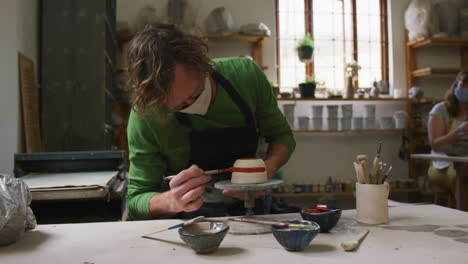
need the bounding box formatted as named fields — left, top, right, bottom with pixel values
left=296, top=33, right=314, bottom=63
left=299, top=75, right=321, bottom=98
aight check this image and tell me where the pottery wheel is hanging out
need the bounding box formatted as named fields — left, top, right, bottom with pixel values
left=214, top=179, right=283, bottom=235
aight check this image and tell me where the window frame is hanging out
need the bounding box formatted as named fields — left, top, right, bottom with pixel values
left=275, top=0, right=389, bottom=89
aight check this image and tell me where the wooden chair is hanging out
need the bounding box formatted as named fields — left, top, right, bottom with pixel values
left=430, top=182, right=455, bottom=208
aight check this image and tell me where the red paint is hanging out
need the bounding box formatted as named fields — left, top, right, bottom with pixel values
left=316, top=204, right=328, bottom=212
left=222, top=167, right=266, bottom=173
left=303, top=209, right=321, bottom=214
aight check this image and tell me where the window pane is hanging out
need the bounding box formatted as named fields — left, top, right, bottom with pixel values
left=277, top=0, right=385, bottom=93
left=313, top=0, right=346, bottom=94
left=278, top=0, right=305, bottom=91
left=356, top=0, right=382, bottom=88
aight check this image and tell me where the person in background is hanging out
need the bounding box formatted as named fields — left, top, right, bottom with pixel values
left=427, top=69, right=468, bottom=211
left=125, top=24, right=295, bottom=220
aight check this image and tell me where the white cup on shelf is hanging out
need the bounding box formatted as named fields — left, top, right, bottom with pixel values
left=364, top=117, right=376, bottom=129
left=340, top=117, right=351, bottom=130
left=298, top=116, right=310, bottom=130
left=352, top=117, right=363, bottom=130
left=312, top=118, right=323, bottom=130
left=327, top=105, right=339, bottom=119
left=379, top=116, right=394, bottom=129
left=312, top=105, right=324, bottom=118
left=364, top=104, right=376, bottom=118
left=328, top=118, right=338, bottom=130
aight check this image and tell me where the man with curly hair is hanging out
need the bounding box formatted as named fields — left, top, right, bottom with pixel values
left=126, top=24, right=295, bottom=219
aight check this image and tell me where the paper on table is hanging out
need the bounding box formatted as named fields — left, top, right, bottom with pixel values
left=21, top=171, right=119, bottom=190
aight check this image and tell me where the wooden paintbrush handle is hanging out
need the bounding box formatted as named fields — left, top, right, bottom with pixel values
left=163, top=169, right=222, bottom=180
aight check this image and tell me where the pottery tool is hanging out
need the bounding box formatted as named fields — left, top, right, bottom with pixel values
left=370, top=142, right=382, bottom=184
left=341, top=229, right=369, bottom=251
left=141, top=216, right=205, bottom=237
left=227, top=218, right=319, bottom=230
left=353, top=161, right=366, bottom=184
left=163, top=167, right=266, bottom=181
left=356, top=155, right=370, bottom=184
left=380, top=165, right=392, bottom=184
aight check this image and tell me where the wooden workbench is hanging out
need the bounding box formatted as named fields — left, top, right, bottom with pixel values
left=1, top=205, right=467, bottom=263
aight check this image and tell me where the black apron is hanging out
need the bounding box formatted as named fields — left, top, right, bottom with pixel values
left=174, top=71, right=268, bottom=218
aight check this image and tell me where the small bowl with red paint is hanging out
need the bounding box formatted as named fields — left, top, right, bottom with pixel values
left=300, top=208, right=342, bottom=233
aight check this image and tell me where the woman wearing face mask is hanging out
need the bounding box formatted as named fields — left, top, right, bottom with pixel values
left=427, top=69, right=468, bottom=211
left=125, top=24, right=296, bottom=220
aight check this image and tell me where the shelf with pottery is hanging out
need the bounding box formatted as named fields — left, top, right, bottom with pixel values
left=277, top=98, right=410, bottom=102
left=407, top=36, right=468, bottom=48
left=293, top=128, right=404, bottom=133
left=406, top=36, right=468, bottom=87
left=116, top=32, right=269, bottom=71
left=405, top=34, right=468, bottom=180
left=411, top=67, right=461, bottom=78
left=272, top=188, right=420, bottom=198
left=205, top=33, right=269, bottom=70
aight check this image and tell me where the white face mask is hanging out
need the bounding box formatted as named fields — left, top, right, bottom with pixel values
left=179, top=77, right=212, bottom=115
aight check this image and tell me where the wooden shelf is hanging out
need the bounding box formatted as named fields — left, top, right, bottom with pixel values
left=272, top=192, right=353, bottom=198
left=294, top=128, right=404, bottom=133
left=407, top=37, right=468, bottom=48
left=277, top=98, right=410, bottom=101
left=411, top=128, right=428, bottom=134
left=411, top=98, right=442, bottom=104
left=205, top=33, right=268, bottom=43
left=412, top=67, right=460, bottom=77
left=272, top=189, right=419, bottom=198
left=116, top=32, right=269, bottom=70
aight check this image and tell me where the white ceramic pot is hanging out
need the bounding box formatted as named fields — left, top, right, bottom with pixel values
left=356, top=182, right=390, bottom=224
left=231, top=158, right=267, bottom=184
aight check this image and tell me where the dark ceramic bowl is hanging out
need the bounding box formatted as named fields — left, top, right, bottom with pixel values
left=300, top=209, right=342, bottom=232
left=271, top=220, right=320, bottom=251
left=178, top=222, right=229, bottom=254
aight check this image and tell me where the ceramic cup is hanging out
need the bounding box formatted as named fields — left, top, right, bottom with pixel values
left=298, top=116, right=310, bottom=130
left=312, top=118, right=323, bottom=130
left=283, top=104, right=295, bottom=115
left=393, top=111, right=408, bottom=129
left=364, top=104, right=376, bottom=118
left=327, top=118, right=338, bottom=130
left=326, top=105, right=339, bottom=118
left=283, top=104, right=296, bottom=128
left=364, top=117, right=376, bottom=129
left=340, top=117, right=351, bottom=130
left=356, top=182, right=390, bottom=224
left=341, top=104, right=353, bottom=118
left=312, top=105, right=324, bottom=118
left=379, top=116, right=394, bottom=129
left=352, top=117, right=363, bottom=130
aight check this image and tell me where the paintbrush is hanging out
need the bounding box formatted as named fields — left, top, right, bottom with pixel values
left=356, top=155, right=369, bottom=184
left=370, top=141, right=382, bottom=184
left=141, top=216, right=205, bottom=237
left=341, top=229, right=369, bottom=251
left=227, top=218, right=319, bottom=230
left=163, top=167, right=266, bottom=181
left=380, top=165, right=392, bottom=184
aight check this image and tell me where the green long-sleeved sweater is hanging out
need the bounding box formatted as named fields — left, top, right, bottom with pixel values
left=126, top=57, right=295, bottom=220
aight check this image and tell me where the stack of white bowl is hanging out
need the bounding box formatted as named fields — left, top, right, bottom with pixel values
left=363, top=104, right=376, bottom=129
left=311, top=105, right=323, bottom=130
left=352, top=117, right=363, bottom=130
left=283, top=104, right=296, bottom=129
left=393, top=111, right=408, bottom=129
left=340, top=104, right=353, bottom=130
left=327, top=105, right=339, bottom=130
left=298, top=116, right=310, bottom=130
left=379, top=116, right=394, bottom=129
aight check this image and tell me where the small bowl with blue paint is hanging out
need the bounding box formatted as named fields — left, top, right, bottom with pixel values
left=178, top=222, right=229, bottom=254
left=300, top=208, right=342, bottom=232
left=271, top=220, right=320, bottom=251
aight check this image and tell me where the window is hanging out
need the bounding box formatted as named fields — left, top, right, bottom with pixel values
left=276, top=0, right=388, bottom=95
